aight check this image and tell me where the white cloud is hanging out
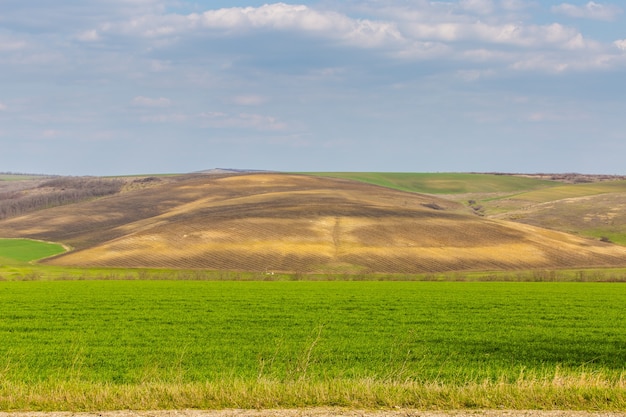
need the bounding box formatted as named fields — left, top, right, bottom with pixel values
left=0, top=102, right=7, bottom=111
left=107, top=3, right=404, bottom=48
left=193, top=0, right=582, bottom=49
left=13, top=0, right=625, bottom=84
left=614, top=39, right=626, bottom=51
left=65, top=1, right=615, bottom=77
left=76, top=30, right=101, bottom=42
left=552, top=2, right=622, bottom=21
left=131, top=96, right=172, bottom=107
left=197, top=4, right=338, bottom=32
left=404, top=21, right=589, bottom=50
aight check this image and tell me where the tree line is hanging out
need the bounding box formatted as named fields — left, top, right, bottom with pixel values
left=0, top=177, right=124, bottom=220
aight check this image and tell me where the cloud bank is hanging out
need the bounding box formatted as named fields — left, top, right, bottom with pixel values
left=1, top=1, right=626, bottom=175
left=552, top=2, right=622, bottom=21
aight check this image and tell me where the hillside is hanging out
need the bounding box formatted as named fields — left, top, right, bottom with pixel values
left=318, top=173, right=626, bottom=247
left=0, top=175, right=129, bottom=220
left=1, top=172, right=626, bottom=273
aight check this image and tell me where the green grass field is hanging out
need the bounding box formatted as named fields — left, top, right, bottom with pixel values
left=496, top=180, right=626, bottom=203
left=311, top=173, right=557, bottom=194
left=0, top=238, right=67, bottom=264
left=1, top=281, right=624, bottom=410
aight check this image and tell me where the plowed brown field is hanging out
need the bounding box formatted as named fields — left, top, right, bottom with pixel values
left=1, top=173, right=626, bottom=273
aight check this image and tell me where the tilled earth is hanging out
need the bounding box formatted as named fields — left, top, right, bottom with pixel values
left=5, top=173, right=626, bottom=273
left=2, top=410, right=625, bottom=417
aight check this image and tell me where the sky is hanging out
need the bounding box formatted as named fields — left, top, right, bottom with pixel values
left=1, top=0, right=626, bottom=175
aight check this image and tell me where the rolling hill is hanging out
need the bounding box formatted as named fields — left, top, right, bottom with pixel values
left=1, top=172, right=626, bottom=273
left=320, top=172, right=626, bottom=247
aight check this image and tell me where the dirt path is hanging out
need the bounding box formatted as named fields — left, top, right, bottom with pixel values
left=2, top=410, right=626, bottom=417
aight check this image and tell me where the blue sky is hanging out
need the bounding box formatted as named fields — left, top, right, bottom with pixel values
left=1, top=0, right=625, bottom=175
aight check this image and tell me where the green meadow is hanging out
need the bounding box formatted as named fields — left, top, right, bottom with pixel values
left=506, top=180, right=626, bottom=203
left=1, top=280, right=625, bottom=410
left=311, top=172, right=556, bottom=194
left=0, top=238, right=67, bottom=264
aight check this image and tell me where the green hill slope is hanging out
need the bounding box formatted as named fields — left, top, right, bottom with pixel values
left=311, top=172, right=557, bottom=194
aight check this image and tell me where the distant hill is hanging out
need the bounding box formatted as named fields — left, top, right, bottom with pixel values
left=316, top=172, right=626, bottom=247
left=1, top=172, right=626, bottom=273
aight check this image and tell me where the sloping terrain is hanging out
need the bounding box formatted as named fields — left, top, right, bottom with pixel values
left=0, top=175, right=132, bottom=220
left=312, top=172, right=559, bottom=194
left=490, top=192, right=626, bottom=245
left=472, top=181, right=626, bottom=245
left=1, top=173, right=626, bottom=273
left=321, top=173, right=626, bottom=248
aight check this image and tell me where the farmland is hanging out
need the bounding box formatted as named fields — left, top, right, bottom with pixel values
left=2, top=171, right=626, bottom=411
left=0, top=238, right=67, bottom=264
left=318, top=173, right=626, bottom=247
left=1, top=281, right=625, bottom=410
left=310, top=172, right=558, bottom=195
left=2, top=173, right=626, bottom=273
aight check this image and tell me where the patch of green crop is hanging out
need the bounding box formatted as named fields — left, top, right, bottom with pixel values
left=579, top=230, right=626, bottom=246
left=309, top=172, right=557, bottom=194
left=504, top=180, right=626, bottom=203
left=0, top=238, right=67, bottom=263
left=0, top=281, right=624, bottom=406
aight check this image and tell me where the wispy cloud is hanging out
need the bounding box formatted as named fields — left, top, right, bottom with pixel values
left=552, top=2, right=622, bottom=21
left=131, top=96, right=172, bottom=107
left=0, top=37, right=27, bottom=51
left=75, top=30, right=101, bottom=42
left=0, top=102, right=7, bottom=111
left=402, top=21, right=589, bottom=49
left=230, top=95, right=266, bottom=106
left=41, top=129, right=63, bottom=139
left=615, top=39, right=626, bottom=51
left=138, top=110, right=287, bottom=131
left=199, top=112, right=287, bottom=131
